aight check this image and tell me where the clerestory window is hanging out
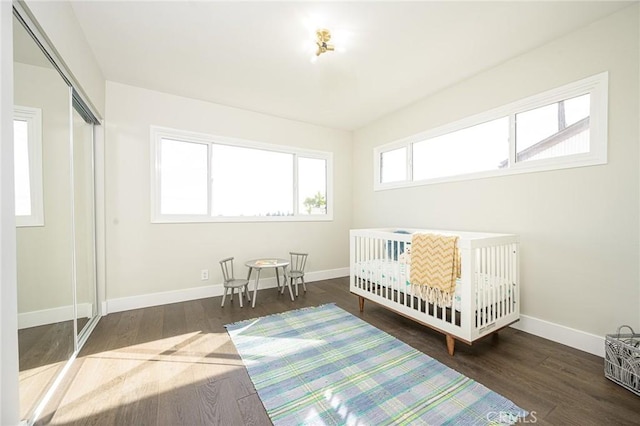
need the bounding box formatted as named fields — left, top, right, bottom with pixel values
left=375, top=73, right=608, bottom=190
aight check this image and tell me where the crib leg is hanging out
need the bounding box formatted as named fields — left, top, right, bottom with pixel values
left=446, top=334, right=455, bottom=356
left=358, top=296, right=365, bottom=312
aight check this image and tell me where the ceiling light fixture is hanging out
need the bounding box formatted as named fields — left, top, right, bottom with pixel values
left=315, top=28, right=335, bottom=57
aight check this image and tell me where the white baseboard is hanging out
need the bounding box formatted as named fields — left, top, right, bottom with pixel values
left=105, top=283, right=225, bottom=315
left=306, top=267, right=349, bottom=283
left=511, top=314, right=604, bottom=358
left=18, top=303, right=94, bottom=329
left=103, top=270, right=604, bottom=358
left=104, top=267, right=349, bottom=315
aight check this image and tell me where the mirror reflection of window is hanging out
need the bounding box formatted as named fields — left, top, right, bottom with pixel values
left=14, top=119, right=31, bottom=215
left=13, top=106, right=43, bottom=226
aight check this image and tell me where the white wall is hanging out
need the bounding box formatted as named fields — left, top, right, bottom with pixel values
left=104, top=82, right=352, bottom=305
left=352, top=6, right=640, bottom=338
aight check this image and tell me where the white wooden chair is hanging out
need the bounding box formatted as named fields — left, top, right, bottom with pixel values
left=288, top=252, right=308, bottom=297
left=219, top=257, right=251, bottom=307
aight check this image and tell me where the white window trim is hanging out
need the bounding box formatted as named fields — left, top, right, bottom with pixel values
left=374, top=72, right=608, bottom=191
left=14, top=105, right=44, bottom=227
left=150, top=126, right=334, bottom=223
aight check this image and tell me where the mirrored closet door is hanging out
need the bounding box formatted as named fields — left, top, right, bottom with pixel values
left=13, top=6, right=100, bottom=423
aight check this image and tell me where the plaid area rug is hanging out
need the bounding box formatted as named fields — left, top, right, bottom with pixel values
left=225, top=303, right=527, bottom=425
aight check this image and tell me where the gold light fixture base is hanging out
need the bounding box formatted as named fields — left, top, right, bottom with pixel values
left=315, top=28, right=335, bottom=56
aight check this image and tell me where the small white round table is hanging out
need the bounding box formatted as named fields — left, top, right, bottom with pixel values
left=245, top=258, right=294, bottom=308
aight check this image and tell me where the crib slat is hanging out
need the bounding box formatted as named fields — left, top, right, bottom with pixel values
left=499, top=245, right=504, bottom=319
left=502, top=245, right=507, bottom=318
left=481, top=247, right=486, bottom=327
left=491, top=245, right=496, bottom=323
left=490, top=246, right=495, bottom=323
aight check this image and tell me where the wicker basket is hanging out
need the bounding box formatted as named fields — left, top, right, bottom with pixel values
left=604, top=325, right=640, bottom=396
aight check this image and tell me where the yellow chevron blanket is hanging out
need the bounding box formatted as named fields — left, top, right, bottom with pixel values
left=410, top=233, right=460, bottom=308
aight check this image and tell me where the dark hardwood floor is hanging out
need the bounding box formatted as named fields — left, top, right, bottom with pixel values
left=37, top=277, right=639, bottom=425
left=19, top=320, right=78, bottom=420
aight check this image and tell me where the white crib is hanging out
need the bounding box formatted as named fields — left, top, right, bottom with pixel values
left=350, top=228, right=520, bottom=355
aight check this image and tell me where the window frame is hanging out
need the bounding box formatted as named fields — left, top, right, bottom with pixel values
left=150, top=126, right=333, bottom=223
left=14, top=105, right=44, bottom=227
left=374, top=72, right=608, bottom=191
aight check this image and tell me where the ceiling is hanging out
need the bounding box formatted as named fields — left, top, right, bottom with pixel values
left=68, top=1, right=632, bottom=131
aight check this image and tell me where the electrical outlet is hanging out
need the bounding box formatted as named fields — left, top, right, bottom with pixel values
left=201, top=269, right=209, bottom=280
